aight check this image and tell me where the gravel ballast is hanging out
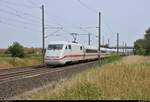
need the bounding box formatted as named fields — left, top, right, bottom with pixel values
left=0, top=61, right=98, bottom=100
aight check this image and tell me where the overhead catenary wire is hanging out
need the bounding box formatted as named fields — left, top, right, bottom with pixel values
left=0, top=8, right=41, bottom=24
left=0, top=20, right=41, bottom=32
left=0, top=0, right=61, bottom=27
left=79, top=26, right=97, bottom=29
left=0, top=3, right=42, bottom=22
left=0, top=16, right=41, bottom=27
left=1, top=0, right=98, bottom=43
left=45, top=28, right=63, bottom=39
left=35, top=0, right=97, bottom=42
left=0, top=0, right=39, bottom=9
left=44, top=27, right=63, bottom=29
left=0, top=0, right=53, bottom=30
left=76, top=0, right=115, bottom=39
left=39, top=5, right=67, bottom=38
left=0, top=0, right=44, bottom=34
left=25, top=0, right=39, bottom=7
left=44, top=9, right=71, bottom=35
left=77, top=0, right=97, bottom=13
left=44, top=1, right=94, bottom=35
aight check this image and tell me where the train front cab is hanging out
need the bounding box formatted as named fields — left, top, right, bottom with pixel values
left=44, top=42, right=84, bottom=65
left=44, top=44, right=66, bottom=65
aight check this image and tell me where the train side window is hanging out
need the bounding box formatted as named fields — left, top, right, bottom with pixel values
left=69, top=45, right=71, bottom=50
left=101, top=50, right=106, bottom=53
left=80, top=46, right=82, bottom=50
left=86, top=49, right=98, bottom=53
left=65, top=46, right=67, bottom=50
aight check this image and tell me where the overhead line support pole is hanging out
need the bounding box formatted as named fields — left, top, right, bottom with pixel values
left=42, top=5, right=45, bottom=64
left=108, top=39, right=110, bottom=47
left=88, top=33, right=91, bottom=45
left=117, top=33, right=119, bottom=55
left=102, top=36, right=104, bottom=46
left=125, top=43, right=127, bottom=56
left=98, top=12, right=101, bottom=65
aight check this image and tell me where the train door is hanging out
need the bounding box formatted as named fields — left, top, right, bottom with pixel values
left=68, top=45, right=72, bottom=61
left=83, top=46, right=86, bottom=60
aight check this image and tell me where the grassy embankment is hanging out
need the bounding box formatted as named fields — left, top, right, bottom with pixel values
left=0, top=48, right=42, bottom=69
left=0, top=56, right=42, bottom=69
left=23, top=55, right=150, bottom=100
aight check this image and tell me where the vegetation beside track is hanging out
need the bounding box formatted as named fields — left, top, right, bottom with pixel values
left=0, top=48, right=42, bottom=69
left=0, top=56, right=42, bottom=69
left=23, top=55, right=150, bottom=100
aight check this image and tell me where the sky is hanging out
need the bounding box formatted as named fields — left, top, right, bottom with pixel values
left=0, top=0, right=150, bottom=48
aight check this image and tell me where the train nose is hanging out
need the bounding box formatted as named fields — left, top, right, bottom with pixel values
left=45, top=56, right=60, bottom=59
left=44, top=56, right=60, bottom=62
left=44, top=56, right=65, bottom=65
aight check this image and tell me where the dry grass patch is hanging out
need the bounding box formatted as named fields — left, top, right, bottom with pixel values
left=0, top=61, right=14, bottom=68
left=24, top=56, right=150, bottom=100
left=0, top=57, right=42, bottom=69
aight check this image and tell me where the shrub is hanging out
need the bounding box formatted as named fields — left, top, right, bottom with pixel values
left=8, top=42, right=26, bottom=58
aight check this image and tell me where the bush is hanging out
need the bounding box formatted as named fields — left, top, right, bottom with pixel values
left=8, top=42, right=26, bottom=58
left=101, top=54, right=121, bottom=64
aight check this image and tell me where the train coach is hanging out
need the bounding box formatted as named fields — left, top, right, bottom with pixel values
left=44, top=41, right=112, bottom=65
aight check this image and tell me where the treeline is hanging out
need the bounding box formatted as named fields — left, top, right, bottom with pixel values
left=134, top=27, right=150, bottom=55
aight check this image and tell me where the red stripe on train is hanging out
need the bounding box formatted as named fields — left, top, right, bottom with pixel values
left=45, top=54, right=98, bottom=60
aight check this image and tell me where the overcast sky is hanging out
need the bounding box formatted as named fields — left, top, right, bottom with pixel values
left=0, top=0, right=150, bottom=48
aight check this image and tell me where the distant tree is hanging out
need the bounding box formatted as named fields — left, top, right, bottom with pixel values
left=8, top=42, right=25, bottom=58
left=134, top=27, right=150, bottom=55
left=134, top=39, right=146, bottom=55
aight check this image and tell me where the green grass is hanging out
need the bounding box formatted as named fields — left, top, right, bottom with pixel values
left=100, top=54, right=121, bottom=64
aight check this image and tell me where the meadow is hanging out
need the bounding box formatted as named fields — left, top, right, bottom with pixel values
left=23, top=56, right=150, bottom=100
left=0, top=48, right=42, bottom=69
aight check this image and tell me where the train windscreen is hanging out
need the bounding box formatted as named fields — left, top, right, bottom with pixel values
left=48, top=44, right=63, bottom=50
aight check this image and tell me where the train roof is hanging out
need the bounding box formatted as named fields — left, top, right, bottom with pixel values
left=81, top=45, right=112, bottom=51
left=84, top=45, right=98, bottom=50
left=47, top=41, right=83, bottom=46
left=48, top=41, right=118, bottom=51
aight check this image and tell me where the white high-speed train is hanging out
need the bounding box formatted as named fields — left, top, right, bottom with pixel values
left=44, top=41, right=121, bottom=65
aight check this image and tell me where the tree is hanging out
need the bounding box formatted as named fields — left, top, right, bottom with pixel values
left=134, top=39, right=146, bottom=55
left=134, top=27, right=150, bottom=55
left=8, top=42, right=25, bottom=58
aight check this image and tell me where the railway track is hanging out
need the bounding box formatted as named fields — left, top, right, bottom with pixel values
left=1, top=54, right=122, bottom=100
left=0, top=60, right=98, bottom=99
left=0, top=64, right=45, bottom=74
left=0, top=67, right=53, bottom=83
left=0, top=60, right=96, bottom=84
left=0, top=55, right=118, bottom=84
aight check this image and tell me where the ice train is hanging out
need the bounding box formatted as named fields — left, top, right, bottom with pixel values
left=44, top=41, right=122, bottom=65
